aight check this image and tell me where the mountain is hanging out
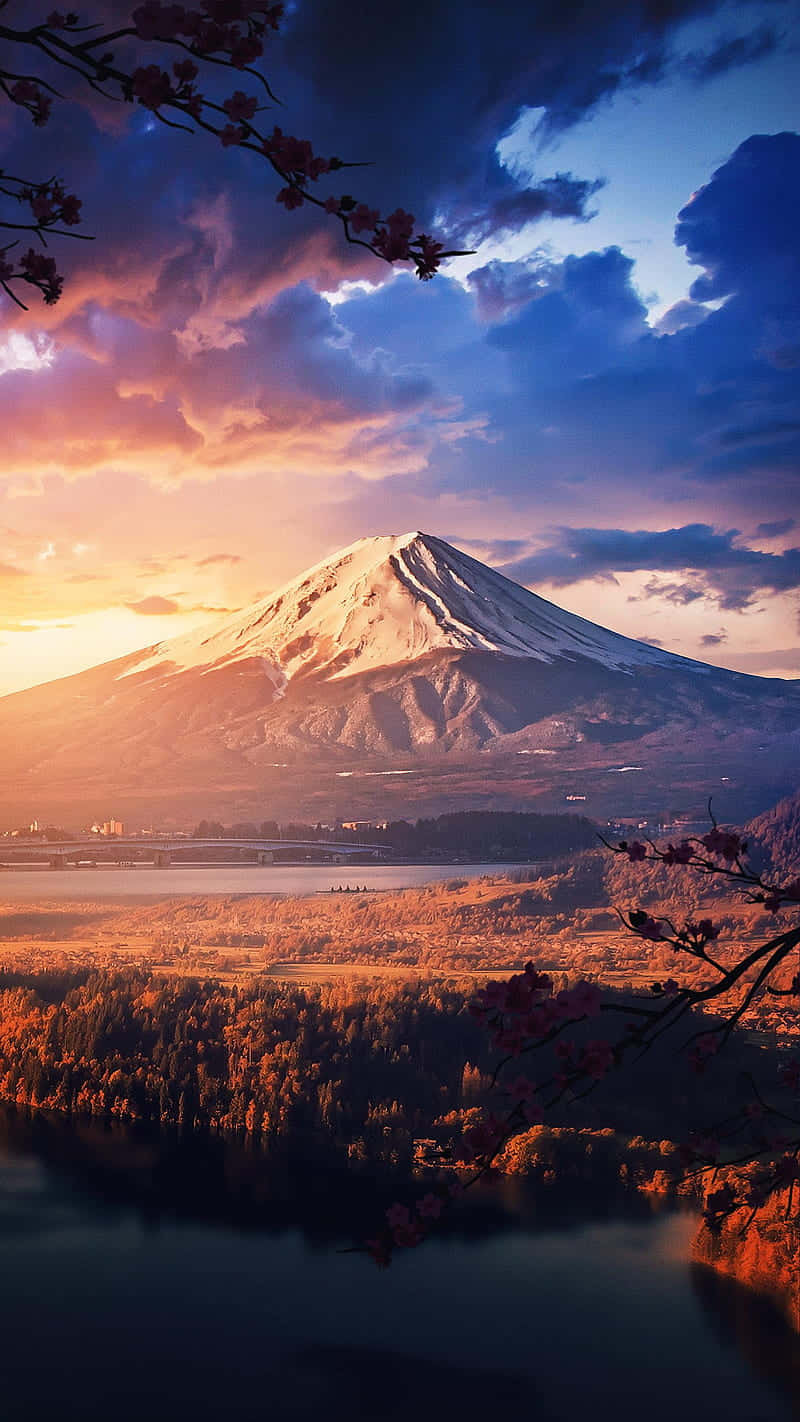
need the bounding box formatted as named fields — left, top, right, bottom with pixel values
left=746, top=789, right=800, bottom=878
left=119, top=530, right=693, bottom=685
left=1, top=531, right=799, bottom=826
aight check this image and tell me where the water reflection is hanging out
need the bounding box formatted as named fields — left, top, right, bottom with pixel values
left=692, top=1264, right=800, bottom=1417
left=0, top=1105, right=657, bottom=1245
left=1, top=1106, right=798, bottom=1422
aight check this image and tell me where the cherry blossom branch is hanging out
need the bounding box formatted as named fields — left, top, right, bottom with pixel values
left=360, top=817, right=799, bottom=1264
left=0, top=1, right=472, bottom=307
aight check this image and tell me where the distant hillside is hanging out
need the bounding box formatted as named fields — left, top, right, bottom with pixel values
left=746, top=789, right=800, bottom=878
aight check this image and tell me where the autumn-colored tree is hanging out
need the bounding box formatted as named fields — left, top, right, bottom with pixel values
left=370, top=815, right=800, bottom=1264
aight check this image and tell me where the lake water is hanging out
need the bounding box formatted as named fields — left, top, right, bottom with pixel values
left=0, top=861, right=524, bottom=899
left=1, top=1111, right=798, bottom=1422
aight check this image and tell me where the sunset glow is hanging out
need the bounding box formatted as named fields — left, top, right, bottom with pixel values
left=0, top=1, right=798, bottom=697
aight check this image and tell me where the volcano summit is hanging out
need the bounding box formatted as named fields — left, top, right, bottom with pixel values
left=1, top=532, right=798, bottom=825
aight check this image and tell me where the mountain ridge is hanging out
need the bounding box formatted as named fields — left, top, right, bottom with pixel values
left=0, top=531, right=798, bottom=825
left=115, top=531, right=706, bottom=691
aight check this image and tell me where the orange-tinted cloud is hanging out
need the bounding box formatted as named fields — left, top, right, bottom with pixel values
left=126, top=596, right=182, bottom=615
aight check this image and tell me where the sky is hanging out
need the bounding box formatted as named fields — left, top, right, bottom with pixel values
left=0, top=0, right=799, bottom=694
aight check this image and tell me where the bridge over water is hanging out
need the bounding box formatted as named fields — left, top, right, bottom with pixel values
left=0, top=837, right=389, bottom=869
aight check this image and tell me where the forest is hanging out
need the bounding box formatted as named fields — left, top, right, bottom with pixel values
left=191, top=810, right=599, bottom=859
left=0, top=963, right=787, bottom=1180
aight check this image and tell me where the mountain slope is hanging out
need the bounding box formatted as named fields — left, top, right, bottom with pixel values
left=116, top=531, right=699, bottom=688
left=747, top=790, right=800, bottom=877
left=0, top=532, right=798, bottom=824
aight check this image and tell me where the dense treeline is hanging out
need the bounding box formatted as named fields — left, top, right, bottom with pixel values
left=0, top=968, right=786, bottom=1165
left=0, top=970, right=489, bottom=1164
left=192, top=811, right=598, bottom=860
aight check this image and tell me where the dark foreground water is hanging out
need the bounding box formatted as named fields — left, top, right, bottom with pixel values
left=1, top=1111, right=798, bottom=1422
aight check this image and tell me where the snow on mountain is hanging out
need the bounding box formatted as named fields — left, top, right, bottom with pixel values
left=121, top=531, right=699, bottom=688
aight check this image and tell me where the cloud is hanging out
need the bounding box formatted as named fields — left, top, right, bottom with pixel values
left=675, top=131, right=800, bottom=306
left=0, top=281, right=462, bottom=485
left=467, top=257, right=560, bottom=322
left=196, top=553, right=242, bottom=567
left=502, top=524, right=800, bottom=611
left=0, top=8, right=796, bottom=657
left=282, top=0, right=781, bottom=194
left=640, top=579, right=708, bottom=606
left=447, top=535, right=532, bottom=563
left=756, top=518, right=796, bottom=539
left=392, top=132, right=798, bottom=519
left=0, top=16, right=795, bottom=523
left=125, top=596, right=181, bottom=615
left=0, top=621, right=74, bottom=632
left=653, top=299, right=710, bottom=335
left=684, top=21, right=784, bottom=81
left=700, top=631, right=728, bottom=646
left=0, top=563, right=24, bottom=578
left=445, top=174, right=603, bottom=248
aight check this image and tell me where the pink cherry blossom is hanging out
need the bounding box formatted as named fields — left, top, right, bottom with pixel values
left=386, top=207, right=415, bottom=236
left=223, top=90, right=258, bottom=123
left=132, top=65, right=173, bottom=109
left=506, top=1073, right=536, bottom=1101
left=385, top=1202, right=410, bottom=1230
left=580, top=1039, right=615, bottom=1080
left=220, top=123, right=246, bottom=146
left=365, top=1237, right=391, bottom=1268
left=701, top=828, right=744, bottom=861
left=662, top=840, right=694, bottom=865
left=623, top=840, right=647, bottom=861
left=276, top=186, right=304, bottom=210
left=349, top=204, right=380, bottom=235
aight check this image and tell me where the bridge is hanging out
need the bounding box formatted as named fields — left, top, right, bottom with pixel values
left=0, top=837, right=390, bottom=869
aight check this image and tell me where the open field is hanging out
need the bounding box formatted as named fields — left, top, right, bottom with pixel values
left=0, top=859, right=796, bottom=1046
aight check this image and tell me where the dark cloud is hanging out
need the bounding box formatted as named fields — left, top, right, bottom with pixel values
left=502, top=524, right=800, bottom=611
left=756, top=518, right=796, bottom=538
left=446, top=175, right=603, bottom=248
left=125, top=596, right=181, bottom=615
left=700, top=631, right=728, bottom=646
left=487, top=246, right=649, bottom=376
left=684, top=22, right=784, bottom=81
left=383, top=131, right=799, bottom=513
left=282, top=0, right=781, bottom=204
left=675, top=131, right=800, bottom=305
left=196, top=553, right=242, bottom=568
left=640, top=579, right=708, bottom=605
left=8, top=0, right=759, bottom=349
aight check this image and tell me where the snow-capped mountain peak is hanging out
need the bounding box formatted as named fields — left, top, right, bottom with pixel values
left=120, top=530, right=698, bottom=687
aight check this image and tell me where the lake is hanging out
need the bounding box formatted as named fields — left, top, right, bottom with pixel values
left=0, top=861, right=526, bottom=899
left=1, top=1110, right=798, bottom=1422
